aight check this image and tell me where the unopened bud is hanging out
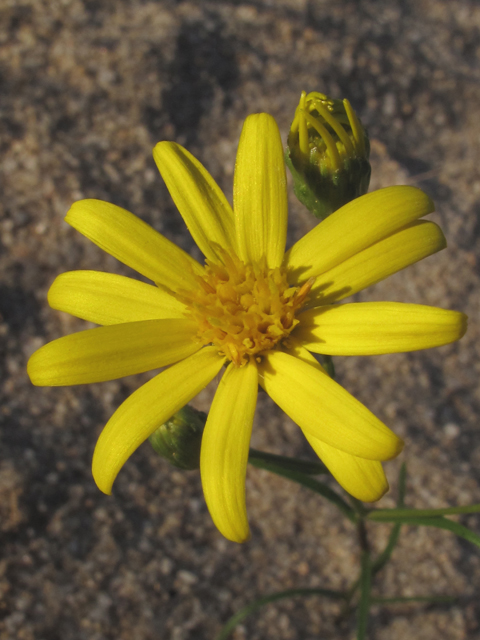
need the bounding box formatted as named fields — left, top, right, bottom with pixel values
left=286, top=91, right=371, bottom=219
left=149, top=405, right=207, bottom=470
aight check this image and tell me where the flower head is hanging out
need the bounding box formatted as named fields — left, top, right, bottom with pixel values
left=176, top=247, right=314, bottom=366
left=28, top=114, right=467, bottom=543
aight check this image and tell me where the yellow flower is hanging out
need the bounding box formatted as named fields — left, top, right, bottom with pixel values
left=27, top=114, right=467, bottom=543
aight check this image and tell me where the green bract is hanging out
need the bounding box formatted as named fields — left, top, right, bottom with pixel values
left=287, top=91, right=371, bottom=219
left=148, top=405, right=207, bottom=470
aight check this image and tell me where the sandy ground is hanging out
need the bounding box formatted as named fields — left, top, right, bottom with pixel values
left=1, top=1, right=479, bottom=638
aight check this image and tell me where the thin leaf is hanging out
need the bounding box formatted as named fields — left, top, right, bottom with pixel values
left=371, top=595, right=458, bottom=605
left=367, top=503, right=480, bottom=521
left=369, top=515, right=480, bottom=549
left=249, top=454, right=356, bottom=522
left=215, top=587, right=346, bottom=640
left=249, top=448, right=328, bottom=475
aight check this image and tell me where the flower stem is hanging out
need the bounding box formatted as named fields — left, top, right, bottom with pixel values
left=357, top=549, right=372, bottom=640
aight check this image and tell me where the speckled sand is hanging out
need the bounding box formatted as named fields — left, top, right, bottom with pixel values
left=1, top=1, right=479, bottom=638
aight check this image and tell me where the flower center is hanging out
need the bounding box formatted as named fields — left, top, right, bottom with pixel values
left=176, top=249, right=313, bottom=366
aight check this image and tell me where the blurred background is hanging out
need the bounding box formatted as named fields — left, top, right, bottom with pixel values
left=1, top=1, right=479, bottom=638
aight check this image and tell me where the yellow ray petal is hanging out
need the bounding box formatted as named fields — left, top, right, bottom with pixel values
left=304, top=434, right=388, bottom=502
left=27, top=319, right=200, bottom=386
left=281, top=337, right=328, bottom=372
left=279, top=341, right=387, bottom=500
left=283, top=186, right=435, bottom=283
left=66, top=199, right=203, bottom=291
left=48, top=270, right=187, bottom=325
left=153, top=142, right=236, bottom=261
left=296, top=302, right=468, bottom=356
left=93, top=347, right=226, bottom=494
left=306, top=221, right=446, bottom=307
left=234, top=114, right=288, bottom=268
left=201, top=359, right=258, bottom=543
left=258, top=351, right=403, bottom=461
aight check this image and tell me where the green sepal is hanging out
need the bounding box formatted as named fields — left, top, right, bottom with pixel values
left=318, top=354, right=335, bottom=379
left=285, top=145, right=371, bottom=220
left=285, top=148, right=328, bottom=219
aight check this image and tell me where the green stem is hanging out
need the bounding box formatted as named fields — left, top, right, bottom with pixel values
left=371, top=522, right=402, bottom=576
left=338, top=503, right=369, bottom=622
left=215, top=588, right=346, bottom=640
left=371, top=463, right=407, bottom=575
left=357, top=550, right=372, bottom=640
left=344, top=464, right=408, bottom=620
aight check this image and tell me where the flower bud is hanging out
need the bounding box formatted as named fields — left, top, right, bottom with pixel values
left=148, top=405, right=207, bottom=470
left=286, top=91, right=371, bottom=219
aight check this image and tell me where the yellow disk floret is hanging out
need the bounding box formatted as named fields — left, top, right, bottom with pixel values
left=177, top=249, right=313, bottom=366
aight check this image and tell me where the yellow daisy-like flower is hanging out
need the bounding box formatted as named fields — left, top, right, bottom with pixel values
left=28, top=114, right=467, bottom=543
